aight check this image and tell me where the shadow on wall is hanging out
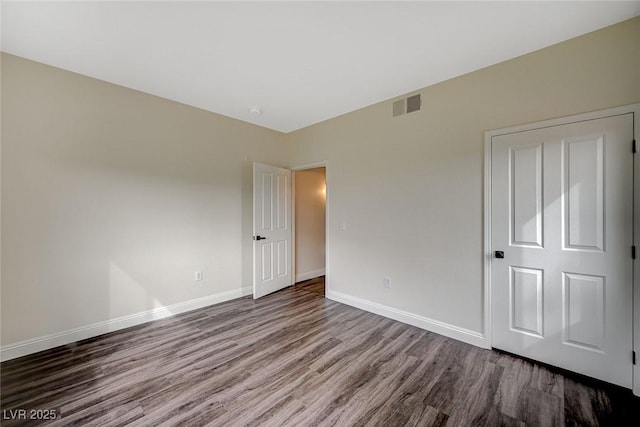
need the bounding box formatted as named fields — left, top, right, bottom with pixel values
left=0, top=53, right=288, bottom=352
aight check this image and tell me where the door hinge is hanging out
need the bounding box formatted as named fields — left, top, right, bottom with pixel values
left=633, top=139, right=637, bottom=153
left=634, top=351, right=636, bottom=365
left=633, top=246, right=637, bottom=260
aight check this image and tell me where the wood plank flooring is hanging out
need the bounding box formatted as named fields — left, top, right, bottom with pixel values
left=1, top=284, right=637, bottom=426
left=294, top=276, right=325, bottom=296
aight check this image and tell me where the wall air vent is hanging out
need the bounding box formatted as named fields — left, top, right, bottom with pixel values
left=406, top=94, right=421, bottom=113
left=392, top=94, right=421, bottom=117
left=392, top=99, right=405, bottom=117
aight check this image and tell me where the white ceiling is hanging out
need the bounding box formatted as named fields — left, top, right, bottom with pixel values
left=2, top=1, right=639, bottom=133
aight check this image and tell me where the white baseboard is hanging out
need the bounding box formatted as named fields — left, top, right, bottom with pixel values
left=326, top=289, right=488, bottom=348
left=295, top=268, right=325, bottom=283
left=1, top=286, right=253, bottom=362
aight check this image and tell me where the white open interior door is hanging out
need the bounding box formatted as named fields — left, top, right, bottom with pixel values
left=490, top=113, right=634, bottom=388
left=253, top=162, right=293, bottom=298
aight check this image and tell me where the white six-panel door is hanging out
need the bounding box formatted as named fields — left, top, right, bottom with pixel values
left=253, top=163, right=293, bottom=298
left=491, top=114, right=633, bottom=387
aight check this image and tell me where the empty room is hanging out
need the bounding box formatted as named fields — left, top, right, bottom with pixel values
left=2, top=1, right=640, bottom=426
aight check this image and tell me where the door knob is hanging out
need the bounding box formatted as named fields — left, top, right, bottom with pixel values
left=494, top=251, right=504, bottom=259
left=253, top=235, right=267, bottom=241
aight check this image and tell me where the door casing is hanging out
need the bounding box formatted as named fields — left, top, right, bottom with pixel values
left=483, top=103, right=640, bottom=395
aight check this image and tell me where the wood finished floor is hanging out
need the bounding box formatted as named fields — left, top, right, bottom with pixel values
left=294, top=276, right=325, bottom=296
left=1, top=283, right=638, bottom=426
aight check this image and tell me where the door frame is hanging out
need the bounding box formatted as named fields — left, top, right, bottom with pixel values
left=291, top=161, right=329, bottom=293
left=483, top=103, right=640, bottom=395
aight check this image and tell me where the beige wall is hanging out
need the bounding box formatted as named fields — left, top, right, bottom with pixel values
left=285, top=17, right=640, bottom=334
left=1, top=54, right=288, bottom=345
left=294, top=167, right=326, bottom=281
left=2, top=17, right=639, bottom=351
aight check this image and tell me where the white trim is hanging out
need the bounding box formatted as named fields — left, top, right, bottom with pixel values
left=327, top=289, right=487, bottom=348
left=484, top=103, right=640, bottom=395
left=484, top=125, right=493, bottom=352
left=634, top=106, right=640, bottom=397
left=291, top=161, right=329, bottom=171
left=0, top=286, right=252, bottom=362
left=291, top=169, right=297, bottom=293
left=485, top=104, right=639, bottom=138
left=295, top=268, right=326, bottom=283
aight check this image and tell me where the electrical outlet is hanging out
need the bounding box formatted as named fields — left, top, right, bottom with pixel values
left=194, top=271, right=203, bottom=281
left=339, top=220, right=347, bottom=231
left=383, top=277, right=391, bottom=289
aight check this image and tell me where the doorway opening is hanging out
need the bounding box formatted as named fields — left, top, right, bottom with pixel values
left=293, top=166, right=326, bottom=297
